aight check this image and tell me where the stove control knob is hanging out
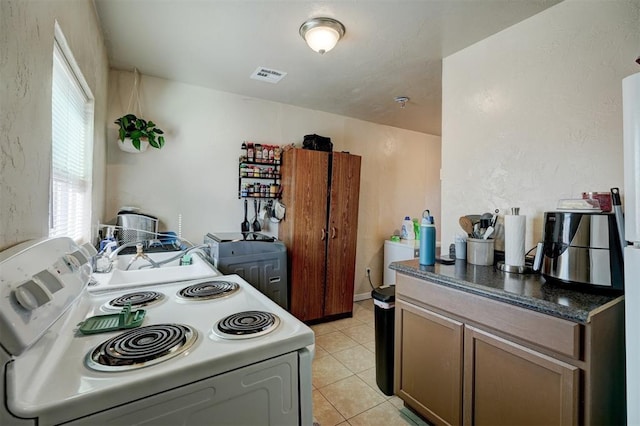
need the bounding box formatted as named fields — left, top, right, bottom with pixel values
left=14, top=279, right=53, bottom=311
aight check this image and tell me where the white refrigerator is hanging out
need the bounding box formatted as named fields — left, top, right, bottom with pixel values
left=624, top=70, right=640, bottom=425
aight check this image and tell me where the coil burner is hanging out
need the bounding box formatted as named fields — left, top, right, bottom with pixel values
left=177, top=281, right=239, bottom=301
left=106, top=291, right=165, bottom=311
left=86, top=324, right=197, bottom=372
left=213, top=311, right=280, bottom=340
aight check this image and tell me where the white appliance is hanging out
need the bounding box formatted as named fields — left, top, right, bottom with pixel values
left=0, top=237, right=314, bottom=425
left=383, top=239, right=419, bottom=285
left=624, top=70, right=640, bottom=425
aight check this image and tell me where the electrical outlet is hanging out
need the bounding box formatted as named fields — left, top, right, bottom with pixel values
left=366, top=267, right=371, bottom=276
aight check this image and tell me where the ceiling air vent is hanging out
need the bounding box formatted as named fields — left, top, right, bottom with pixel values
left=250, top=67, right=287, bottom=84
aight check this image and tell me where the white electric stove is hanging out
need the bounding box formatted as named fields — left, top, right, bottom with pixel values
left=0, top=237, right=314, bottom=425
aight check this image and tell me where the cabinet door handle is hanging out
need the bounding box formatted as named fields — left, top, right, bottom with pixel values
left=331, top=227, right=337, bottom=239
left=321, top=228, right=326, bottom=241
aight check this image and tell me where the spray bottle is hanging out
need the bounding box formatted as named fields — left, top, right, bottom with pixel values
left=420, top=210, right=436, bottom=266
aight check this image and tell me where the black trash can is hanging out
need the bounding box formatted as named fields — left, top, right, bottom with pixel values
left=372, top=285, right=395, bottom=396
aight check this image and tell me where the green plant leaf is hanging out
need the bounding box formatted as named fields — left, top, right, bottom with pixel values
left=115, top=113, right=166, bottom=149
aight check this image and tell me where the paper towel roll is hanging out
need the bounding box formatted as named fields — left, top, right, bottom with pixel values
left=505, top=215, right=526, bottom=267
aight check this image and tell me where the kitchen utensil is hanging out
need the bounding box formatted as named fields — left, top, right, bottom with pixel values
left=253, top=200, right=261, bottom=232
left=78, top=304, right=146, bottom=335
left=491, top=209, right=499, bottom=227
left=472, top=223, right=481, bottom=238
left=466, top=214, right=481, bottom=224
left=241, top=199, right=250, bottom=232
left=459, top=216, right=473, bottom=235
left=274, top=200, right=285, bottom=221
left=483, top=226, right=494, bottom=240
left=265, top=200, right=279, bottom=223
left=532, top=242, right=544, bottom=272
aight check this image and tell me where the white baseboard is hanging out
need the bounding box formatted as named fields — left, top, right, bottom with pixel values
left=353, top=292, right=372, bottom=302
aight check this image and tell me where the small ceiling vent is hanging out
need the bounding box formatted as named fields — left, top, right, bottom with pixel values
left=250, top=67, right=287, bottom=84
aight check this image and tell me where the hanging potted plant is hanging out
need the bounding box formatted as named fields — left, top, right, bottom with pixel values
left=114, top=68, right=166, bottom=153
left=115, top=113, right=166, bottom=152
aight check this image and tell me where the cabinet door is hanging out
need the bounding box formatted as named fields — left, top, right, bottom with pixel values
left=464, top=326, right=579, bottom=426
left=280, top=149, right=329, bottom=321
left=324, top=152, right=361, bottom=316
left=395, top=299, right=463, bottom=426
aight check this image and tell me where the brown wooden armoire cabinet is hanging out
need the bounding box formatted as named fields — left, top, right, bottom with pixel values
left=278, top=148, right=361, bottom=323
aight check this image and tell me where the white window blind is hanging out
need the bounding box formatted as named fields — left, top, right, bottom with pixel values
left=49, top=29, right=94, bottom=243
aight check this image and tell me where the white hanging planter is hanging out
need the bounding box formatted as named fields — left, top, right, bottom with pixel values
left=118, top=137, right=149, bottom=153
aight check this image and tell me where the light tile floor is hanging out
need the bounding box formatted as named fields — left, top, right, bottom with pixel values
left=311, top=299, right=425, bottom=426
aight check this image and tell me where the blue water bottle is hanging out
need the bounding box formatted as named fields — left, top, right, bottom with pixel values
left=420, top=210, right=436, bottom=266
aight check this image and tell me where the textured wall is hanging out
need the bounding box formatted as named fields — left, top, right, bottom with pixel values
left=106, top=70, right=441, bottom=298
left=441, top=0, right=640, bottom=251
left=0, top=0, right=109, bottom=250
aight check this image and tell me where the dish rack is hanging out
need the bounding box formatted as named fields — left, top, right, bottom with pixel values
left=116, top=212, right=158, bottom=244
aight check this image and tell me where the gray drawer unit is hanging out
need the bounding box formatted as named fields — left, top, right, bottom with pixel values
left=205, top=233, right=288, bottom=310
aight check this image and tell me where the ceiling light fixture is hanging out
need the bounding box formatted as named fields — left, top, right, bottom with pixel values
left=299, top=17, right=345, bottom=54
left=395, top=96, right=410, bottom=108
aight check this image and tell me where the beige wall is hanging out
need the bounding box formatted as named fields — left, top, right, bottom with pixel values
left=441, top=0, right=640, bottom=251
left=0, top=0, right=109, bottom=250
left=106, top=70, right=441, bottom=298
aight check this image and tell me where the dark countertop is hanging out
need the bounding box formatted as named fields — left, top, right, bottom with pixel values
left=390, top=258, right=623, bottom=324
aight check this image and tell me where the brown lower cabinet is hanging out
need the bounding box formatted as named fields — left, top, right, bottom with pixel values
left=464, top=326, right=579, bottom=426
left=394, top=274, right=625, bottom=426
left=396, top=301, right=463, bottom=425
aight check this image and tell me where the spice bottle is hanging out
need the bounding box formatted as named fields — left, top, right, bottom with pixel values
left=274, top=147, right=281, bottom=164
left=247, top=143, right=254, bottom=162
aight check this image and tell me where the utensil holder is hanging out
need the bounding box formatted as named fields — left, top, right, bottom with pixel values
left=467, top=238, right=494, bottom=266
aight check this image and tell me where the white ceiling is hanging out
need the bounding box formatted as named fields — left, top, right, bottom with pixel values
left=94, top=0, right=561, bottom=136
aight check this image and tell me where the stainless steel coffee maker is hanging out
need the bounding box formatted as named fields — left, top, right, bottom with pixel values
left=541, top=211, right=624, bottom=291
